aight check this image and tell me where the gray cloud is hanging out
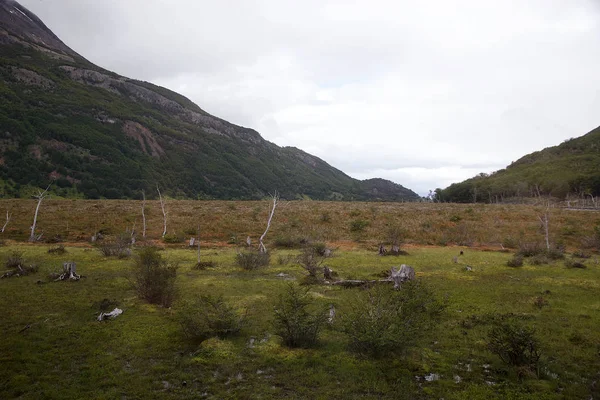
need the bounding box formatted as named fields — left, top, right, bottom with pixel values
left=20, top=0, right=600, bottom=195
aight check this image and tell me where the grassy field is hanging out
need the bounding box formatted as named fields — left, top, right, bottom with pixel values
left=0, top=200, right=599, bottom=399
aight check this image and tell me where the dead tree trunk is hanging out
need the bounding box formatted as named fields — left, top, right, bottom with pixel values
left=141, top=190, right=147, bottom=238
left=157, top=185, right=167, bottom=238
left=258, top=192, right=278, bottom=253
left=29, top=184, right=51, bottom=242
left=538, top=212, right=550, bottom=251
left=196, top=225, right=201, bottom=263
left=1, top=210, right=11, bottom=233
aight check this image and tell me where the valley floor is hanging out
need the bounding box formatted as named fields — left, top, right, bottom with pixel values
left=1, top=243, right=599, bottom=399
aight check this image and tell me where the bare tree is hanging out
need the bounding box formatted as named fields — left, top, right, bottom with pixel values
left=157, top=185, right=167, bottom=238
left=29, top=184, right=51, bottom=242
left=539, top=212, right=550, bottom=251
left=1, top=210, right=11, bottom=233
left=258, top=192, right=278, bottom=253
left=141, top=190, right=147, bottom=238
left=196, top=224, right=201, bottom=264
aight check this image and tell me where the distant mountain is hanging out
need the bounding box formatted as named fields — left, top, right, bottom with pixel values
left=438, top=126, right=600, bottom=202
left=0, top=0, right=419, bottom=201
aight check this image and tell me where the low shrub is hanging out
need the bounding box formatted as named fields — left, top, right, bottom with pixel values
left=572, top=249, right=591, bottom=259
left=163, top=233, right=184, bottom=244
left=98, top=235, right=131, bottom=258
left=545, top=247, right=565, bottom=260
left=273, top=283, right=328, bottom=348
left=349, top=219, right=369, bottom=232
left=533, top=296, right=549, bottom=309
left=517, top=242, right=545, bottom=257
left=506, top=254, right=524, bottom=267
left=565, top=259, right=586, bottom=269
left=277, top=254, right=295, bottom=265
left=339, top=281, right=445, bottom=356
left=502, top=237, right=518, bottom=249
left=273, top=235, right=309, bottom=249
left=449, top=215, right=462, bottom=222
left=48, top=244, right=67, bottom=255
left=297, top=246, right=325, bottom=278
left=487, top=319, right=541, bottom=370
left=5, top=250, right=24, bottom=269
left=180, top=295, right=244, bottom=342
left=193, top=261, right=217, bottom=270
left=132, top=247, right=177, bottom=307
left=236, top=250, right=270, bottom=270
left=529, top=254, right=550, bottom=265
left=320, top=212, right=331, bottom=223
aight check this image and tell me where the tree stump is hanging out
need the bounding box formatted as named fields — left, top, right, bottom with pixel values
left=56, top=262, right=80, bottom=281
left=390, top=264, right=415, bottom=289
left=323, top=266, right=335, bottom=281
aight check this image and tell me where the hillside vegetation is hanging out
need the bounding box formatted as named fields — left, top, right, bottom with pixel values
left=439, top=126, right=600, bottom=203
left=0, top=1, right=418, bottom=201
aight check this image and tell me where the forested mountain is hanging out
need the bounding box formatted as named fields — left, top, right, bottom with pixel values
left=438, top=126, right=600, bottom=203
left=0, top=0, right=419, bottom=201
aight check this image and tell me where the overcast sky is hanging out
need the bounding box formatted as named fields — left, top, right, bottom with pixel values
left=19, top=0, right=600, bottom=195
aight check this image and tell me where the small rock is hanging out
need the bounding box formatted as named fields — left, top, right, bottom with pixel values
left=454, top=375, right=462, bottom=384
left=425, top=373, right=440, bottom=382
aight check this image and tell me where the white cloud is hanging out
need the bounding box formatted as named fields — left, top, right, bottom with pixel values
left=20, top=0, right=600, bottom=195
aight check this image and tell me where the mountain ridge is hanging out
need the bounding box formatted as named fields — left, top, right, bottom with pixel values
left=0, top=0, right=419, bottom=201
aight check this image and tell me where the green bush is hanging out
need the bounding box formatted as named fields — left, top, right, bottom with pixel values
left=5, top=250, right=24, bottom=269
left=349, top=219, right=369, bottom=232
left=236, top=250, right=270, bottom=270
left=487, top=320, right=541, bottom=370
left=98, top=234, right=131, bottom=258
left=506, top=254, right=524, bottom=267
left=47, top=244, right=67, bottom=255
left=529, top=254, right=550, bottom=265
left=297, top=246, right=325, bottom=278
left=163, top=233, right=184, bottom=244
left=273, top=283, right=328, bottom=348
left=517, top=242, right=544, bottom=257
left=132, top=247, right=177, bottom=307
left=339, top=281, right=445, bottom=356
left=273, top=235, right=309, bottom=249
left=180, top=295, right=244, bottom=342
left=564, top=259, right=586, bottom=269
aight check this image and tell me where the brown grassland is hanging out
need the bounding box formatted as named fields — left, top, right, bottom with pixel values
left=0, top=199, right=598, bottom=248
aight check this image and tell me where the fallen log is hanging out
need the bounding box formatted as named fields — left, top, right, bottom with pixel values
left=326, top=265, right=416, bottom=289
left=97, top=307, right=123, bottom=322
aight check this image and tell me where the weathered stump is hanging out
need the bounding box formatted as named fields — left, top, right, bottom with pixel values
left=391, top=264, right=415, bottom=289
left=323, top=266, right=336, bottom=281
left=55, top=262, right=80, bottom=281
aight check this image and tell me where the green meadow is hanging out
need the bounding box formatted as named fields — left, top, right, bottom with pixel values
left=1, top=240, right=599, bottom=399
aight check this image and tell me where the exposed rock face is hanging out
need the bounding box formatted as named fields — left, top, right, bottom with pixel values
left=58, top=66, right=262, bottom=143
left=123, top=121, right=164, bottom=158
left=10, top=66, right=54, bottom=87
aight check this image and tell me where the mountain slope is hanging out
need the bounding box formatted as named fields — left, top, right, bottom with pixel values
left=438, top=126, right=600, bottom=202
left=0, top=0, right=419, bottom=201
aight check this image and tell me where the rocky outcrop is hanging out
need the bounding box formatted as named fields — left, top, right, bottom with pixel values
left=122, top=121, right=164, bottom=158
